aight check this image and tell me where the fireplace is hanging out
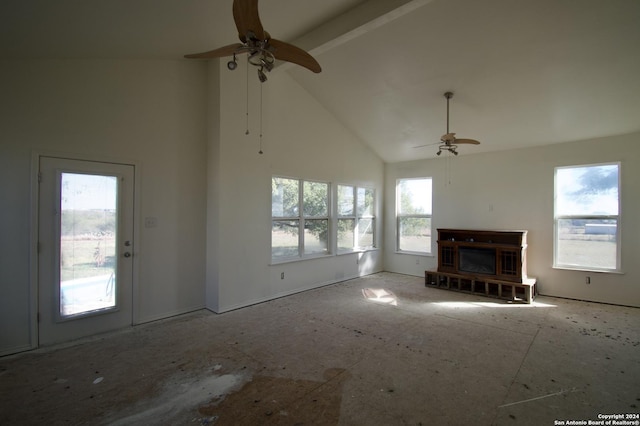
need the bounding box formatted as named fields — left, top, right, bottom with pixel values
left=437, top=229, right=528, bottom=283
left=459, top=247, right=496, bottom=275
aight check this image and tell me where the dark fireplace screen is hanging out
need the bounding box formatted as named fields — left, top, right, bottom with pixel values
left=458, top=247, right=496, bottom=275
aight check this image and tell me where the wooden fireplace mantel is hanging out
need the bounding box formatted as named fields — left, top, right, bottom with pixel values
left=436, top=228, right=528, bottom=283
left=426, top=229, right=535, bottom=303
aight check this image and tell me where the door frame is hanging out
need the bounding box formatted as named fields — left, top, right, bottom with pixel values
left=30, top=151, right=141, bottom=349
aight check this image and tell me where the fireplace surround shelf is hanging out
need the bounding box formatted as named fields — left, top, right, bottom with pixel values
left=436, top=228, right=528, bottom=282
left=424, top=270, right=537, bottom=304
left=426, top=229, right=536, bottom=303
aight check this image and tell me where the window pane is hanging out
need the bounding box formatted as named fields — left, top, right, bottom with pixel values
left=357, top=187, right=374, bottom=216
left=337, top=185, right=354, bottom=216
left=60, top=173, right=117, bottom=317
left=272, top=177, right=299, bottom=217
left=337, top=218, right=355, bottom=251
left=303, top=181, right=328, bottom=217
left=272, top=220, right=299, bottom=259
left=556, top=218, right=617, bottom=269
left=358, top=218, right=374, bottom=248
left=398, top=178, right=432, bottom=214
left=304, top=219, right=328, bottom=255
left=556, top=165, right=619, bottom=216
left=398, top=217, right=431, bottom=253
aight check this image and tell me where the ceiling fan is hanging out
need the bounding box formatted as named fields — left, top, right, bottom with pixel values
left=184, top=0, right=322, bottom=82
left=414, top=92, right=480, bottom=156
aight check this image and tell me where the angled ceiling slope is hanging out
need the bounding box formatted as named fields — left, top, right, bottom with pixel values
left=1, top=0, right=639, bottom=163
left=288, top=0, right=640, bottom=162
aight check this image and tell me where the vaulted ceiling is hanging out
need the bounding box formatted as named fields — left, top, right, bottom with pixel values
left=2, top=0, right=639, bottom=162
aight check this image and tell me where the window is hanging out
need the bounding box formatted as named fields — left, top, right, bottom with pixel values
left=396, top=178, right=432, bottom=254
left=554, top=163, right=620, bottom=271
left=303, top=181, right=329, bottom=256
left=337, top=185, right=376, bottom=252
left=272, top=177, right=329, bottom=261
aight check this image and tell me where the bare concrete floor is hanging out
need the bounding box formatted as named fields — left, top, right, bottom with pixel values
left=1, top=272, right=639, bottom=425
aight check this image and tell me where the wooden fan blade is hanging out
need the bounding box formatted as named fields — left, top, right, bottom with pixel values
left=268, top=39, right=322, bottom=73
left=233, top=0, right=266, bottom=42
left=412, top=142, right=440, bottom=149
left=184, top=43, right=244, bottom=59
left=455, top=138, right=480, bottom=145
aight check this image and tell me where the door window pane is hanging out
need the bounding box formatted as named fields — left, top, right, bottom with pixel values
left=60, top=173, right=118, bottom=317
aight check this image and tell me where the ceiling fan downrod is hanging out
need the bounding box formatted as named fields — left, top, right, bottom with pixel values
left=226, top=34, right=275, bottom=82
left=437, top=91, right=458, bottom=156
left=444, top=91, right=453, bottom=135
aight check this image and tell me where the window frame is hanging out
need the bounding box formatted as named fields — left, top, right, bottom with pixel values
left=336, top=184, right=376, bottom=253
left=302, top=180, right=330, bottom=257
left=553, top=162, right=621, bottom=273
left=396, top=177, right=433, bottom=255
left=271, top=176, right=331, bottom=263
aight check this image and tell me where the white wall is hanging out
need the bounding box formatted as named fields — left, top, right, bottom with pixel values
left=207, top=62, right=385, bottom=312
left=0, top=56, right=385, bottom=355
left=385, top=132, right=640, bottom=307
left=205, top=62, right=221, bottom=311
left=5, top=56, right=632, bottom=357
left=0, top=59, right=208, bottom=355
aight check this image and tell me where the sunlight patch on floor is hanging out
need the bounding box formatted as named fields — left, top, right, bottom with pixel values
left=432, top=301, right=556, bottom=309
left=362, top=288, right=398, bottom=306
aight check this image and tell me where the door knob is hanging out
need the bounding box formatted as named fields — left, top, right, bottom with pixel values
left=124, top=252, right=132, bottom=258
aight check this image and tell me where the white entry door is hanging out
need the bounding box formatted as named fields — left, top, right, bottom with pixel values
left=38, top=157, right=135, bottom=346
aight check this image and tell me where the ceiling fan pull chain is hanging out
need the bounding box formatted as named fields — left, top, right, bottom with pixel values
left=446, top=155, right=451, bottom=186
left=245, top=55, right=250, bottom=135
left=259, top=82, right=264, bottom=154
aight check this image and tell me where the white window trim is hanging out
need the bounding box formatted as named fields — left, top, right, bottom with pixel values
left=336, top=184, right=376, bottom=254
left=271, top=176, right=331, bottom=264
left=271, top=177, right=379, bottom=265
left=395, top=177, right=433, bottom=255
left=553, top=162, right=622, bottom=273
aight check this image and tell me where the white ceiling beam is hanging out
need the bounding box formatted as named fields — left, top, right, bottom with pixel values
left=297, top=0, right=434, bottom=54
left=276, top=0, right=434, bottom=71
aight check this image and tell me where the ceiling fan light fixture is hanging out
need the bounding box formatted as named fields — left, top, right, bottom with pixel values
left=227, top=55, right=238, bottom=70
left=258, top=68, right=268, bottom=83
left=261, top=57, right=274, bottom=71
left=248, top=50, right=262, bottom=66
